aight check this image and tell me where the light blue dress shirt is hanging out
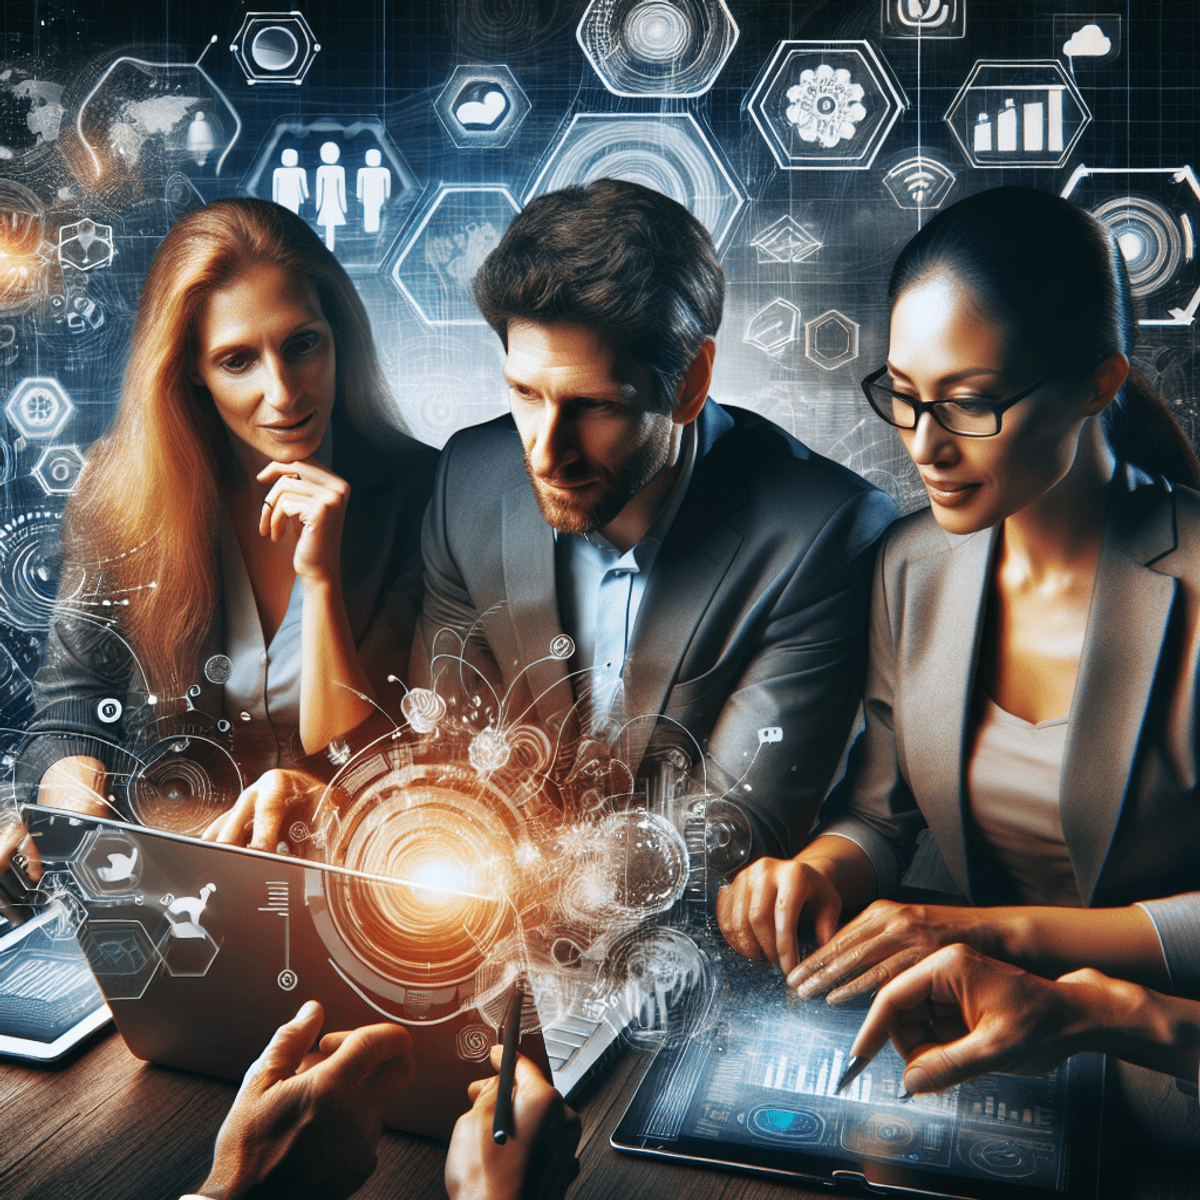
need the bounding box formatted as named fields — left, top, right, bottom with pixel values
left=555, top=426, right=697, bottom=735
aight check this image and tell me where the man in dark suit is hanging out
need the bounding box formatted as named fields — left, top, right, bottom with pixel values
left=411, top=178, right=898, bottom=865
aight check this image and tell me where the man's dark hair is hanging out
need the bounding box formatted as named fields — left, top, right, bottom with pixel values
left=473, top=178, right=724, bottom=411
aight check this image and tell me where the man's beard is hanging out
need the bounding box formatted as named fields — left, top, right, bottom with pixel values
left=525, top=423, right=673, bottom=536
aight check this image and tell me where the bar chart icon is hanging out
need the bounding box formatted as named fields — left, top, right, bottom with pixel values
left=946, top=61, right=1090, bottom=168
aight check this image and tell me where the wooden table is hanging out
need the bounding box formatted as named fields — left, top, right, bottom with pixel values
left=1, top=1025, right=1196, bottom=1200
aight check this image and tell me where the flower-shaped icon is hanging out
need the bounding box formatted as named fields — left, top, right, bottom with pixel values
left=785, top=64, right=867, bottom=149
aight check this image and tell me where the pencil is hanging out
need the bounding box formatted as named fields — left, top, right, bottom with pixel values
left=492, top=975, right=523, bottom=1145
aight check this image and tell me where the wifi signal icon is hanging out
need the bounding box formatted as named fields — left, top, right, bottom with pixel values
left=883, top=155, right=957, bottom=210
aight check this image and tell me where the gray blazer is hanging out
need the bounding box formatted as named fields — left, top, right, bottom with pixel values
left=411, top=399, right=898, bottom=856
left=822, top=464, right=1200, bottom=994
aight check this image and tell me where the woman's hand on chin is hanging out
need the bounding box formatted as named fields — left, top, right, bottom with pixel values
left=202, top=768, right=324, bottom=853
left=257, top=459, right=350, bottom=587
left=788, top=899, right=1013, bottom=1003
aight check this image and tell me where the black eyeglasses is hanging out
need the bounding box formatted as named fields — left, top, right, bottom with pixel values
left=860, top=352, right=1102, bottom=438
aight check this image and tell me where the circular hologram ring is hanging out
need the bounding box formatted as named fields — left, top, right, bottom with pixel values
left=325, top=776, right=516, bottom=998
left=1093, top=195, right=1184, bottom=298
left=456, top=1023, right=494, bottom=1061
left=624, top=1, right=694, bottom=62
left=128, top=737, right=241, bottom=836
left=252, top=25, right=300, bottom=71
left=966, top=1136, right=1038, bottom=1178
left=0, top=510, right=65, bottom=631
left=530, top=115, right=741, bottom=246
left=581, top=0, right=737, bottom=97
left=843, top=1112, right=915, bottom=1159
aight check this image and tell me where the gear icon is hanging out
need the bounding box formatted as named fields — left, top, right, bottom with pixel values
left=786, top=64, right=867, bottom=148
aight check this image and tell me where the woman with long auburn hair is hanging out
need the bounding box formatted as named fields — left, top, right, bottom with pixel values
left=2, top=198, right=437, bottom=873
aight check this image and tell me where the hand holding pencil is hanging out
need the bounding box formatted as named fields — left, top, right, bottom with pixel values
left=445, top=1028, right=582, bottom=1200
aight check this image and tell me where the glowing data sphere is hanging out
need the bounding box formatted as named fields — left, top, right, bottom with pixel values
left=401, top=686, right=447, bottom=734
left=251, top=26, right=300, bottom=71
left=469, top=727, right=511, bottom=774
left=406, top=856, right=471, bottom=907
left=601, top=810, right=689, bottom=913
left=567, top=810, right=690, bottom=923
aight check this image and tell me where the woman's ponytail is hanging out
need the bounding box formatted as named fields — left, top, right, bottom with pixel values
left=1103, top=366, right=1200, bottom=489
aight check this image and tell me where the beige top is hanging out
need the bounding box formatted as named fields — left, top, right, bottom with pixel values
left=967, top=696, right=1082, bottom=907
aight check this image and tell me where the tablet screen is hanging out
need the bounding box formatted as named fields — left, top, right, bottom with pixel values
left=613, top=943, right=1102, bottom=1199
left=0, top=907, right=111, bottom=1061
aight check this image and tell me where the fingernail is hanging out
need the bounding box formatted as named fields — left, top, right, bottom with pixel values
left=295, top=1000, right=319, bottom=1022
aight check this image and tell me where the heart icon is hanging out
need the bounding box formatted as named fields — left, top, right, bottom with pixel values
left=455, top=88, right=509, bottom=129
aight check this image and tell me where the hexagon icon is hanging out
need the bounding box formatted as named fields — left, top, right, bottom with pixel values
left=241, top=117, right=419, bottom=274
left=70, top=828, right=142, bottom=900
left=434, top=65, right=531, bottom=149
left=390, top=186, right=522, bottom=325
left=945, top=60, right=1091, bottom=169
left=750, top=215, right=822, bottom=263
left=230, top=12, right=321, bottom=85
left=744, top=298, right=802, bottom=356
left=747, top=41, right=906, bottom=171
left=76, top=50, right=243, bottom=180
left=161, top=881, right=221, bottom=977
left=5, top=377, right=74, bottom=440
left=577, top=0, right=739, bottom=98
left=525, top=112, right=744, bottom=247
left=805, top=310, right=860, bottom=371
left=79, top=918, right=164, bottom=1000
left=38, top=872, right=89, bottom=941
left=33, top=445, right=87, bottom=495
left=57, top=218, right=115, bottom=272
left=1062, top=165, right=1200, bottom=326
left=882, top=0, right=965, bottom=39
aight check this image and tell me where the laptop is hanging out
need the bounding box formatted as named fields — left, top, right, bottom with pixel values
left=15, top=804, right=551, bottom=1139
left=612, top=938, right=1105, bottom=1200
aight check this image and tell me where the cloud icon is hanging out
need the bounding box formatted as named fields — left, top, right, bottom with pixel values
left=455, top=88, right=509, bottom=129
left=1063, top=23, right=1111, bottom=57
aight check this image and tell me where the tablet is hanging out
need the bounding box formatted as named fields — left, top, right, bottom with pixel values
left=0, top=906, right=111, bottom=1062
left=612, top=943, right=1104, bottom=1199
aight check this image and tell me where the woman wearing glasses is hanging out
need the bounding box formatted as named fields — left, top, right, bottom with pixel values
left=717, top=187, right=1200, bottom=1024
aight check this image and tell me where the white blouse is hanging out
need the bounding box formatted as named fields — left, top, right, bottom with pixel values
left=218, top=509, right=304, bottom=738
left=967, top=695, right=1082, bottom=907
